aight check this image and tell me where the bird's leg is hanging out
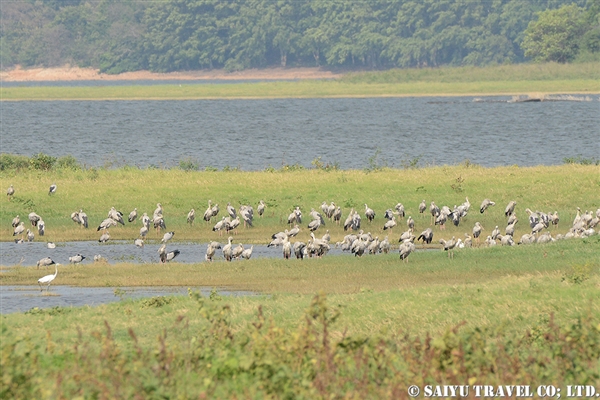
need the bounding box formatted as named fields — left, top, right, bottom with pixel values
left=39, top=283, right=43, bottom=291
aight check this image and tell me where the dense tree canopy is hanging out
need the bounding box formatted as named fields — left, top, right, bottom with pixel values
left=1, top=0, right=596, bottom=73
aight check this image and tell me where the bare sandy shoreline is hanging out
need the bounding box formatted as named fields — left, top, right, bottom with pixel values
left=0, top=65, right=343, bottom=82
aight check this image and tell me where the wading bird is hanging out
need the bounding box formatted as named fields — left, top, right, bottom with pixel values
left=241, top=245, right=254, bottom=260
left=128, top=208, right=138, bottom=223
left=38, top=263, right=58, bottom=291
left=37, top=257, right=55, bottom=269
left=257, top=200, right=266, bottom=217
left=504, top=201, right=517, bottom=217
left=399, top=238, right=416, bottom=263
left=161, top=231, right=175, bottom=243
left=187, top=209, right=195, bottom=225
left=7, top=185, right=14, bottom=200
left=48, top=184, right=57, bottom=195
left=38, top=220, right=45, bottom=236
left=69, top=254, right=86, bottom=264
left=29, top=212, right=41, bottom=227
left=417, top=228, right=433, bottom=244
left=364, top=204, right=375, bottom=223
left=480, top=199, right=495, bottom=214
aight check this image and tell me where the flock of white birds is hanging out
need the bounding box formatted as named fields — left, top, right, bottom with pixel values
left=7, top=183, right=599, bottom=291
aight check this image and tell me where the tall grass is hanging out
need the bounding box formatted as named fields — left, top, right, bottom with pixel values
left=3, top=287, right=599, bottom=398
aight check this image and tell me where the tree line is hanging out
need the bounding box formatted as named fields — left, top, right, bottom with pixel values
left=1, top=0, right=598, bottom=74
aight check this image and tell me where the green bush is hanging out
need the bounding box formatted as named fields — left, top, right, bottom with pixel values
left=0, top=154, right=30, bottom=171
left=56, top=155, right=81, bottom=171
left=178, top=157, right=199, bottom=171
left=29, top=153, right=56, bottom=171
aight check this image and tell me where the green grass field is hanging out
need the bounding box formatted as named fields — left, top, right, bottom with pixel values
left=1, top=164, right=599, bottom=246
left=2, top=62, right=599, bottom=100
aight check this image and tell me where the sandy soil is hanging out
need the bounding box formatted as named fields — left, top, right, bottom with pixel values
left=0, top=65, right=343, bottom=82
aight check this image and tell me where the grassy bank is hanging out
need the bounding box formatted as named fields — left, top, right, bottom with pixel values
left=2, top=62, right=599, bottom=100
left=2, top=265, right=599, bottom=397
left=3, top=164, right=600, bottom=397
left=1, top=164, right=598, bottom=247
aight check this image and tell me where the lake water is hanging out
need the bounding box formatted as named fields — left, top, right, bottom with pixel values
left=3, top=96, right=598, bottom=169
left=0, top=239, right=345, bottom=266
left=0, top=285, right=256, bottom=314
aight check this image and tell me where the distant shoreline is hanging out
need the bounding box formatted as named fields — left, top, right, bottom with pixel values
left=0, top=65, right=343, bottom=82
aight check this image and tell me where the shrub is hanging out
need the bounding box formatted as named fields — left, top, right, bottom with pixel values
left=178, top=157, right=199, bottom=171
left=56, top=155, right=81, bottom=170
left=0, top=154, right=30, bottom=171
left=29, top=153, right=56, bottom=171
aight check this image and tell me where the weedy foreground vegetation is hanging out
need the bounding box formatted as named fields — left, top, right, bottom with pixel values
left=1, top=157, right=599, bottom=398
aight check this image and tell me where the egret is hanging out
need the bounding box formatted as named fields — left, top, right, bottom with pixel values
left=38, top=264, right=59, bottom=291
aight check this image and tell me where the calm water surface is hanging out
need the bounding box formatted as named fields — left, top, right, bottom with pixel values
left=3, top=97, right=598, bottom=169
left=0, top=285, right=256, bottom=314
left=0, top=240, right=345, bottom=266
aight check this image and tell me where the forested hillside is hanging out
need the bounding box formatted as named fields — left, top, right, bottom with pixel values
left=1, top=0, right=598, bottom=73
